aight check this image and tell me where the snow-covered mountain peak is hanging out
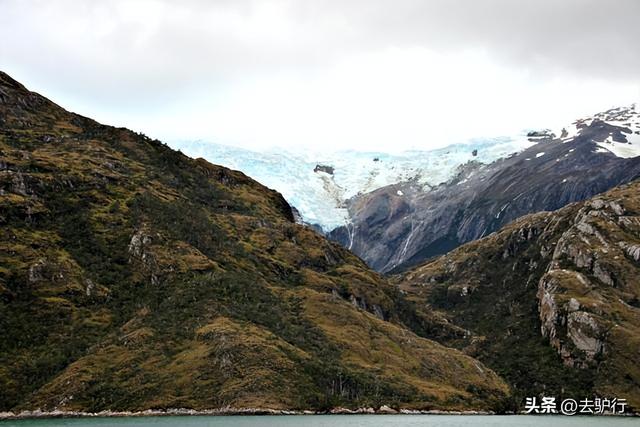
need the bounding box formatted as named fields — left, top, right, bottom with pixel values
left=170, top=105, right=640, bottom=233
left=559, top=104, right=640, bottom=158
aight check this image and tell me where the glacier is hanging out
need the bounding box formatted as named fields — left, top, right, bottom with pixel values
left=169, top=135, right=537, bottom=232
left=167, top=104, right=639, bottom=233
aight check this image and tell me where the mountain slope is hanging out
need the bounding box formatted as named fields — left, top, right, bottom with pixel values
left=0, top=71, right=508, bottom=413
left=330, top=106, right=640, bottom=272
left=395, top=180, right=640, bottom=410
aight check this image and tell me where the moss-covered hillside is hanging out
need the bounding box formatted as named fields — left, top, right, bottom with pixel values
left=396, top=180, right=640, bottom=411
left=0, top=71, right=508, bottom=413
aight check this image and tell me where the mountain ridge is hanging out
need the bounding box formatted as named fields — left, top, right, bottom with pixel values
left=0, top=71, right=508, bottom=412
left=329, top=105, right=640, bottom=272
left=395, top=179, right=640, bottom=411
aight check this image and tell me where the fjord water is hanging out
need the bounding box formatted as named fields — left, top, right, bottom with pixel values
left=1, top=416, right=638, bottom=427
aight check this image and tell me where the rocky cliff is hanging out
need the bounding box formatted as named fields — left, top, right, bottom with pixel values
left=396, top=180, right=640, bottom=410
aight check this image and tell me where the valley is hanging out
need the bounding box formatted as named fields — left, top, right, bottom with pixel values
left=1, top=71, right=639, bottom=416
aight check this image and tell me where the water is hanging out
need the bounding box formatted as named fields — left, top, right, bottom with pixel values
left=1, top=415, right=637, bottom=427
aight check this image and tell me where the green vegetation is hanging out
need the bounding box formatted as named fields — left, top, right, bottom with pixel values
left=0, top=71, right=508, bottom=412
left=396, top=183, right=640, bottom=411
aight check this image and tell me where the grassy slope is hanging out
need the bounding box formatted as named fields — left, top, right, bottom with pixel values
left=0, top=71, right=508, bottom=412
left=396, top=181, right=640, bottom=411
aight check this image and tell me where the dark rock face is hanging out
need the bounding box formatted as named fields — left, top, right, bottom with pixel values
left=314, top=164, right=334, bottom=175
left=329, top=120, right=640, bottom=273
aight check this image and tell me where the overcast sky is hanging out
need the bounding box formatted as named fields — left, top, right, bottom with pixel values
left=2, top=0, right=640, bottom=152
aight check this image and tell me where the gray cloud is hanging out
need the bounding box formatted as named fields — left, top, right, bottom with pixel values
left=1, top=0, right=638, bottom=141
left=3, top=1, right=639, bottom=81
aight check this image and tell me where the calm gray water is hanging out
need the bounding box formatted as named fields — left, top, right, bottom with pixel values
left=1, top=415, right=638, bottom=427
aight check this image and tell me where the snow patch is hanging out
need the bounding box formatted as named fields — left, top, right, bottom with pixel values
left=595, top=141, right=640, bottom=158
left=564, top=104, right=640, bottom=159
left=594, top=122, right=640, bottom=157
left=496, top=203, right=509, bottom=219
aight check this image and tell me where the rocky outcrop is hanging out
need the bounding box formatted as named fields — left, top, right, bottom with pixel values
left=537, top=270, right=606, bottom=368
left=532, top=191, right=640, bottom=370
left=567, top=311, right=605, bottom=359
left=313, top=164, right=334, bottom=175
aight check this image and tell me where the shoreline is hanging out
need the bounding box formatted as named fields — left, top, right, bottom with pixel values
left=1, top=407, right=638, bottom=420
left=0, top=407, right=495, bottom=420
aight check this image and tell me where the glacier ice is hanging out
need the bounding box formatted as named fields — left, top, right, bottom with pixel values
left=169, top=135, right=536, bottom=232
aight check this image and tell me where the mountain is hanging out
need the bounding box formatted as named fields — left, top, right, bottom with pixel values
left=329, top=105, right=640, bottom=272
left=0, top=71, right=509, bottom=413
left=171, top=136, right=537, bottom=232
left=395, top=179, right=640, bottom=411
